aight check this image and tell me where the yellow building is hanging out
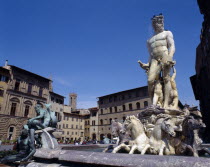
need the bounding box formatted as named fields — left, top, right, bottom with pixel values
left=0, top=64, right=52, bottom=140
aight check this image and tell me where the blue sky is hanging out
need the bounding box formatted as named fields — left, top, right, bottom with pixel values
left=0, top=0, right=203, bottom=108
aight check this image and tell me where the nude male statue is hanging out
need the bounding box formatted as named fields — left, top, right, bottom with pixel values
left=28, top=104, right=50, bottom=130
left=138, top=14, right=175, bottom=108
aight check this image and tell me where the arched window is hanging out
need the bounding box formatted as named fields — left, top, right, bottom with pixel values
left=114, top=106, right=117, bottom=112
left=100, top=119, right=103, bottom=125
left=129, top=103, right=133, bottom=110
left=10, top=103, right=17, bottom=116
left=10, top=98, right=20, bottom=116
left=101, top=109, right=103, bottom=115
left=144, top=101, right=148, bottom=108
left=110, top=107, right=112, bottom=113
left=24, top=105, right=30, bottom=117
left=123, top=105, right=126, bottom=111
left=109, top=118, right=112, bottom=125
left=136, top=102, right=140, bottom=109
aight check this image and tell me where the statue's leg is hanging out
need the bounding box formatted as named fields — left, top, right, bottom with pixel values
left=148, top=59, right=161, bottom=102
left=129, top=145, right=137, bottom=154
left=159, top=143, right=166, bottom=156
left=163, top=64, right=172, bottom=108
left=141, top=144, right=150, bottom=155
left=112, top=143, right=124, bottom=153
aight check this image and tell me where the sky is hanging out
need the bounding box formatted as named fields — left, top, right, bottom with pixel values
left=0, top=0, right=203, bottom=108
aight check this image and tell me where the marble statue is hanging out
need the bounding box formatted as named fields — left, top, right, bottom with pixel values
left=111, top=14, right=208, bottom=157
left=138, top=13, right=178, bottom=109
left=112, top=116, right=149, bottom=154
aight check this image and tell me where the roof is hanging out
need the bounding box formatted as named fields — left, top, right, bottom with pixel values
left=88, top=107, right=98, bottom=111
left=50, top=91, right=66, bottom=98
left=8, top=65, right=51, bottom=82
left=97, top=86, right=148, bottom=98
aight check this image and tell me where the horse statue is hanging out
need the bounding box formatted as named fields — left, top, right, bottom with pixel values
left=142, top=114, right=177, bottom=155
left=111, top=120, right=130, bottom=145
left=112, top=115, right=149, bottom=154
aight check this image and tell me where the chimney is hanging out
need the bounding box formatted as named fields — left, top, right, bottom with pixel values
left=69, top=93, right=77, bottom=111
left=5, top=60, right=8, bottom=66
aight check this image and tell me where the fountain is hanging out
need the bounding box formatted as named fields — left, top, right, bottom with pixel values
left=1, top=14, right=210, bottom=167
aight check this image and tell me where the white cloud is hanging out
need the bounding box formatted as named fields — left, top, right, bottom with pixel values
left=53, top=76, right=71, bottom=87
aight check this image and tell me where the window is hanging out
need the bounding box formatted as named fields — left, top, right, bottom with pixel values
left=0, top=75, right=9, bottom=82
left=76, top=132, right=77, bottom=135
left=72, top=118, right=74, bottom=121
left=114, top=96, right=117, bottom=102
left=101, top=109, right=103, bottom=115
left=66, top=124, right=68, bottom=128
left=0, top=89, right=4, bottom=97
left=109, top=118, right=112, bottom=125
left=114, top=106, right=117, bottom=112
left=63, top=124, right=65, bottom=128
left=92, top=121, right=95, bottom=126
left=100, top=100, right=104, bottom=104
left=121, top=95, right=125, bottom=100
left=100, top=119, right=103, bottom=125
left=67, top=131, right=69, bottom=135
left=72, top=132, right=74, bottom=135
left=27, top=83, right=32, bottom=94
left=51, top=97, right=54, bottom=101
left=39, top=87, right=43, bottom=97
left=128, top=93, right=132, bottom=99
left=71, top=125, right=73, bottom=128
left=76, top=125, right=78, bottom=129
left=10, top=103, right=17, bottom=116
left=144, top=101, right=148, bottom=108
left=24, top=105, right=30, bottom=117
left=76, top=118, right=78, bottom=122
left=92, top=112, right=97, bottom=117
left=109, top=107, right=112, bottom=113
left=136, top=102, right=140, bottom=109
left=129, top=103, right=133, bottom=110
left=80, top=126, right=82, bottom=129
left=14, top=79, right=20, bottom=91
left=88, top=120, right=90, bottom=125
left=59, top=125, right=61, bottom=129
left=123, top=105, right=126, bottom=111
left=81, top=132, right=83, bottom=137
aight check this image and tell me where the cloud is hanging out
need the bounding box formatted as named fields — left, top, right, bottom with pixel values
left=53, top=76, right=71, bottom=87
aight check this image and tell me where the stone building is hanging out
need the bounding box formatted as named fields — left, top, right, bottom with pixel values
left=89, top=107, right=99, bottom=140
left=190, top=0, right=210, bottom=142
left=0, top=64, right=52, bottom=140
left=97, top=86, right=151, bottom=140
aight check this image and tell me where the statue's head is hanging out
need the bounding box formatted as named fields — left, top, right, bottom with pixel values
left=35, top=104, right=42, bottom=113
left=151, top=13, right=164, bottom=33
left=21, top=129, right=29, bottom=138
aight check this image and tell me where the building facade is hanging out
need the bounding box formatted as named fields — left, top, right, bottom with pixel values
left=190, top=0, right=210, bottom=142
left=89, top=107, right=99, bottom=140
left=97, top=86, right=151, bottom=140
left=0, top=64, right=52, bottom=140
